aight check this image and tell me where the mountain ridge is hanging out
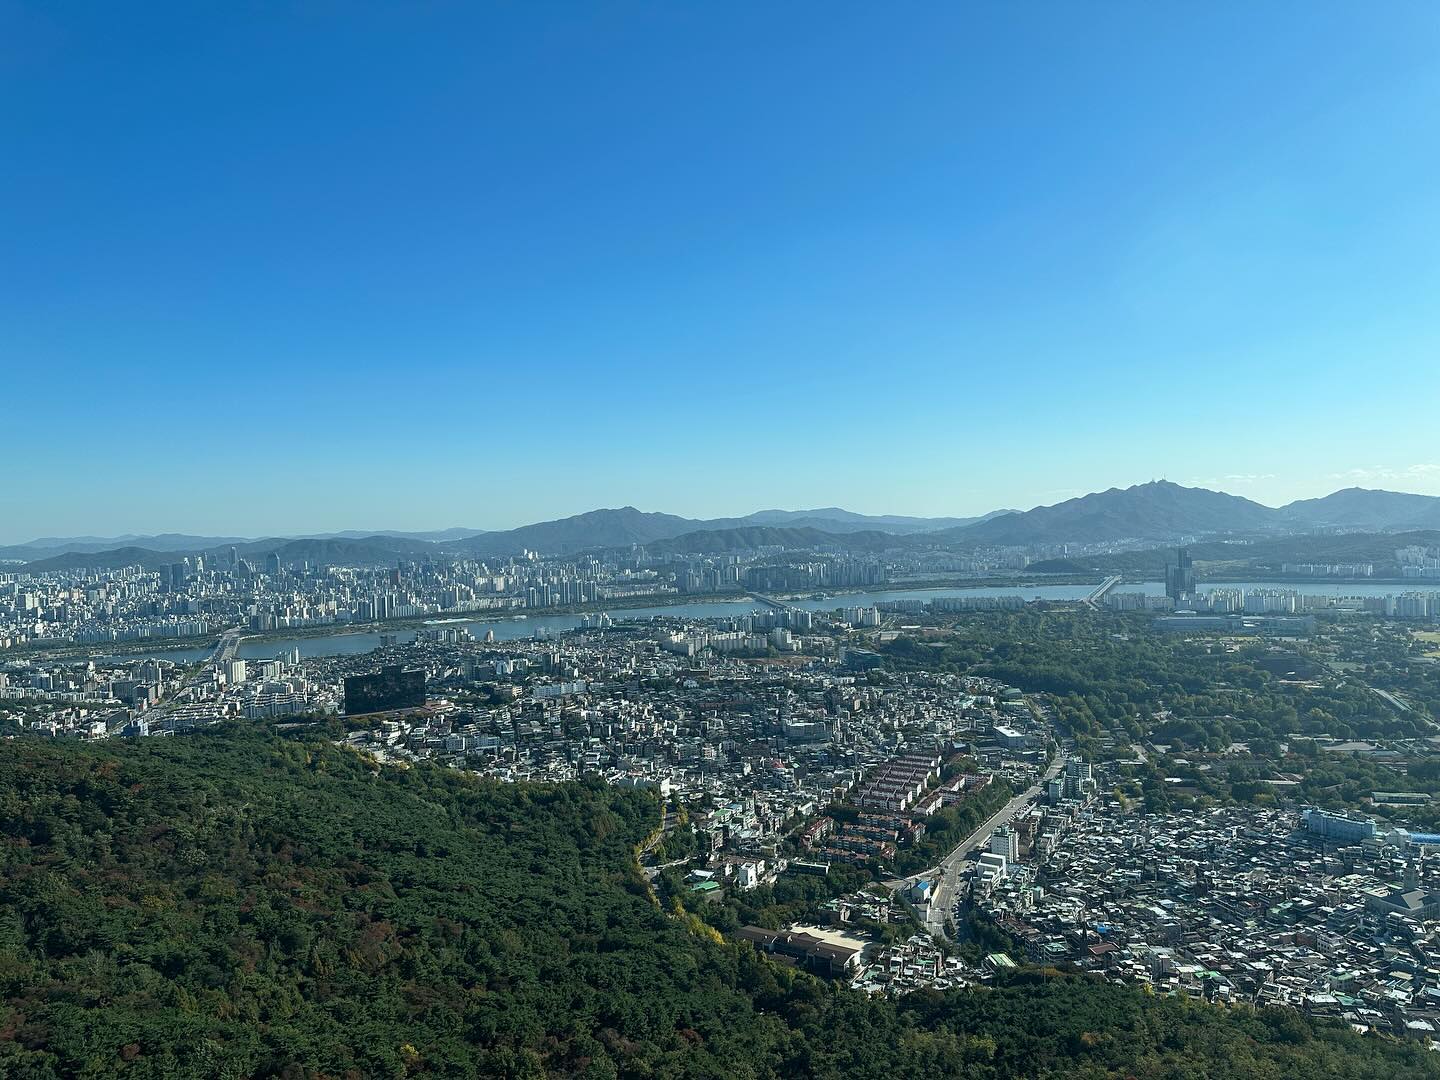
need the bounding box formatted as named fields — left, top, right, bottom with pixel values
left=1277, top=487, right=1440, bottom=531
left=14, top=486, right=1440, bottom=568
left=5, top=506, right=992, bottom=563
left=943, top=481, right=1280, bottom=546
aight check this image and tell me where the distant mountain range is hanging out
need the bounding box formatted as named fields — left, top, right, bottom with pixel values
left=0, top=529, right=481, bottom=563
left=1277, top=488, right=1440, bottom=532
left=439, top=507, right=1014, bottom=557
left=2, top=533, right=257, bottom=558
left=941, top=482, right=1277, bottom=546
left=719, top=508, right=1005, bottom=533
left=931, top=482, right=1440, bottom=547
left=643, top=526, right=901, bottom=556
left=9, top=485, right=1440, bottom=570
left=4, top=507, right=998, bottom=567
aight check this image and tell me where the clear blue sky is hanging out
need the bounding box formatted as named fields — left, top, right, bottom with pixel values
left=3, top=3, right=1438, bottom=542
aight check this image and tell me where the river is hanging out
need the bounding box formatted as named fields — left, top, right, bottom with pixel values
left=99, top=578, right=1434, bottom=663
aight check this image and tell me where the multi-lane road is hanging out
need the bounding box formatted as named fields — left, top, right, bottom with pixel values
left=209, top=628, right=244, bottom=666
left=895, top=750, right=1068, bottom=939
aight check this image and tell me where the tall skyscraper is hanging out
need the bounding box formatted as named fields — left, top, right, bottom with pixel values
left=1165, top=547, right=1197, bottom=601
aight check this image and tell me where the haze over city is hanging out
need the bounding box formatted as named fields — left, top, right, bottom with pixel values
left=9, top=5, right=1440, bottom=1078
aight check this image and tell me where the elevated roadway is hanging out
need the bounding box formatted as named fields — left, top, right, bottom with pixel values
left=1084, top=575, right=1123, bottom=608
left=745, top=592, right=794, bottom=612
left=209, top=628, right=244, bottom=666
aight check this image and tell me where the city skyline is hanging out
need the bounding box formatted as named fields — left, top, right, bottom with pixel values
left=9, top=6, right=1440, bottom=1072
left=5, top=4, right=1439, bottom=536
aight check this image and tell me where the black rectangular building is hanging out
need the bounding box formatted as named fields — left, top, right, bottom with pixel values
left=344, top=665, right=425, bottom=715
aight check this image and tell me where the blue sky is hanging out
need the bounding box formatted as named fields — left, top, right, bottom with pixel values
left=2, top=3, right=1438, bottom=542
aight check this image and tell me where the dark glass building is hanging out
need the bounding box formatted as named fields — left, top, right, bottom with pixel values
left=1165, top=546, right=1197, bottom=601
left=344, top=665, right=425, bottom=715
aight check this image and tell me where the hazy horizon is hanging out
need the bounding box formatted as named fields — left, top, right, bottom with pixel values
left=8, top=8, right=1440, bottom=1069
left=4, top=4, right=1438, bottom=542
left=7, top=476, right=1440, bottom=547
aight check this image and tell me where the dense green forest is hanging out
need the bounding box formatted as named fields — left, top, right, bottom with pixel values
left=880, top=610, right=1440, bottom=821
left=2, top=726, right=1438, bottom=1078
left=882, top=610, right=1440, bottom=751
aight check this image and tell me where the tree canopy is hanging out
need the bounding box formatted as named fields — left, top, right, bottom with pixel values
left=0, top=725, right=1435, bottom=1078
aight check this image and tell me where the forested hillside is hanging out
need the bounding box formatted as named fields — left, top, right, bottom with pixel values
left=1, top=727, right=1436, bottom=1078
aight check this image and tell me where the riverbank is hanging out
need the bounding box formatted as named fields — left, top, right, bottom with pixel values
left=14, top=575, right=1436, bottom=664
left=235, top=590, right=753, bottom=648
left=1, top=637, right=220, bottom=663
